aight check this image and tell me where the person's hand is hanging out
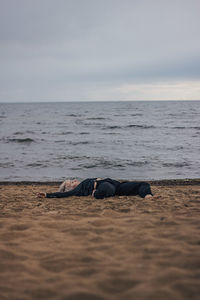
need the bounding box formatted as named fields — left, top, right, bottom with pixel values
left=36, top=192, right=46, bottom=198
left=145, top=194, right=153, bottom=200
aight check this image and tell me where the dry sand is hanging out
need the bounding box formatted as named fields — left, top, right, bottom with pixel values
left=0, top=181, right=200, bottom=300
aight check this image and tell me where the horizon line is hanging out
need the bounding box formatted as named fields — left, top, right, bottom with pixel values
left=0, top=99, right=200, bottom=104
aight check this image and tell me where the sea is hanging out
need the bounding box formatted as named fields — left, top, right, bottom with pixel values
left=0, top=101, right=200, bottom=182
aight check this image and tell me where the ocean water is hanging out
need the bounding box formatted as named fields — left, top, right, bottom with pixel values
left=0, top=101, right=200, bottom=181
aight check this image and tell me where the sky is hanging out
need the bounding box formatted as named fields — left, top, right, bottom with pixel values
left=0, top=0, right=200, bottom=102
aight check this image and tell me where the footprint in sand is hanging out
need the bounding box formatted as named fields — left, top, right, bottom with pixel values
left=62, top=292, right=105, bottom=300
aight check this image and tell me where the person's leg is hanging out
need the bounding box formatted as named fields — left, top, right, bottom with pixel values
left=94, top=182, right=116, bottom=199
left=138, top=182, right=153, bottom=198
left=116, top=181, right=153, bottom=198
left=116, top=181, right=140, bottom=196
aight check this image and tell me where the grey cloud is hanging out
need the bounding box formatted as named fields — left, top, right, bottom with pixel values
left=0, top=0, right=200, bottom=101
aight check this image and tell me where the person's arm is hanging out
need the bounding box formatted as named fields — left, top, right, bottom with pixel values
left=37, top=183, right=83, bottom=199
left=93, top=182, right=116, bottom=199
left=46, top=188, right=78, bottom=198
left=92, top=178, right=102, bottom=197
left=58, top=180, right=67, bottom=192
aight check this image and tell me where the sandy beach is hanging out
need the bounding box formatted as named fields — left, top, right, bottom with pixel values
left=0, top=180, right=200, bottom=300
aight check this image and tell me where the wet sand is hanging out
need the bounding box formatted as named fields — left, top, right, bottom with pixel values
left=0, top=181, right=200, bottom=300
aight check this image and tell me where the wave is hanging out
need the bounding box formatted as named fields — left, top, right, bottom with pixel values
left=78, top=158, right=146, bottom=169
left=172, top=126, right=188, bottom=129
left=162, top=162, right=190, bottom=168
left=126, top=161, right=149, bottom=166
left=104, top=132, right=119, bottom=135
left=26, top=163, right=44, bottom=167
left=0, top=162, right=14, bottom=168
left=66, top=155, right=90, bottom=160
left=166, top=146, right=184, bottom=151
left=80, top=163, right=122, bottom=169
left=168, top=112, right=200, bottom=117
left=53, top=155, right=91, bottom=161
left=4, top=138, right=35, bottom=144
left=68, top=141, right=91, bottom=145
left=75, top=120, right=103, bottom=126
left=59, top=131, right=73, bottom=135
left=125, top=125, right=155, bottom=129
left=13, top=131, right=25, bottom=135
left=103, top=125, right=122, bottom=130
left=86, top=117, right=106, bottom=120
left=65, top=114, right=82, bottom=117
left=171, top=126, right=200, bottom=130
left=96, top=159, right=124, bottom=168
left=80, top=164, right=97, bottom=169
left=83, top=122, right=103, bottom=126
left=54, top=140, right=66, bottom=143
left=103, top=125, right=155, bottom=130
left=79, top=161, right=148, bottom=169
left=80, top=132, right=90, bottom=135
left=13, top=130, right=35, bottom=135
left=130, top=113, right=143, bottom=116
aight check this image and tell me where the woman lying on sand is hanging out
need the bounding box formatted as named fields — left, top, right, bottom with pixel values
left=37, top=178, right=153, bottom=199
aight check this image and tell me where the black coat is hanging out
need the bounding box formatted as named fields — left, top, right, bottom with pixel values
left=46, top=178, right=152, bottom=199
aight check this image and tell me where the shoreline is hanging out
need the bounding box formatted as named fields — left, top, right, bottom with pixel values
left=0, top=178, right=200, bottom=186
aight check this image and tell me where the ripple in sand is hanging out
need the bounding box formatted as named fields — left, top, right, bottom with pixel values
left=62, top=292, right=105, bottom=300
left=9, top=224, right=30, bottom=231
left=0, top=249, right=26, bottom=261
left=71, top=267, right=98, bottom=277
left=89, top=219, right=113, bottom=227
left=40, top=255, right=68, bottom=273
left=0, top=262, right=27, bottom=273
left=25, top=288, right=57, bottom=299
left=98, top=277, right=140, bottom=294
left=172, top=280, right=200, bottom=299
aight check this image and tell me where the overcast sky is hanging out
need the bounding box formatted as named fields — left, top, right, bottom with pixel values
left=0, top=0, right=200, bottom=102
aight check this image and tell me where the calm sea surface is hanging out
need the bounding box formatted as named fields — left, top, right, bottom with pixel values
left=0, top=101, right=200, bottom=181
